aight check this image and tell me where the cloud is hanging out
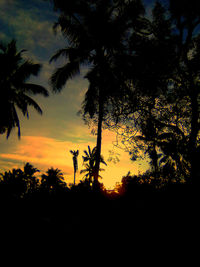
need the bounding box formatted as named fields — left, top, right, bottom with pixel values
left=0, top=0, right=15, bottom=7
left=0, top=129, right=148, bottom=188
left=0, top=133, right=124, bottom=187
left=8, top=11, right=55, bottom=53
left=0, top=135, right=95, bottom=183
left=0, top=0, right=65, bottom=61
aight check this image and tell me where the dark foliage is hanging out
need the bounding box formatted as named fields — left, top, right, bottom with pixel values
left=0, top=40, right=48, bottom=138
left=0, top=162, right=197, bottom=258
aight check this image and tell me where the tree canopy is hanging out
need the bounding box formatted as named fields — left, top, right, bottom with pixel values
left=0, top=40, right=49, bottom=138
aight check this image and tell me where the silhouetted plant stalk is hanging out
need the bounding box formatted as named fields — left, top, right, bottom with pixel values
left=70, top=150, right=79, bottom=184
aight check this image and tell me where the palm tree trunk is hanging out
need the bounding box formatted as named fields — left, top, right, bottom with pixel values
left=93, top=98, right=104, bottom=186
left=74, top=171, right=76, bottom=185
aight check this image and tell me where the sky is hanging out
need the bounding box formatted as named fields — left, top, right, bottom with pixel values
left=0, top=0, right=153, bottom=189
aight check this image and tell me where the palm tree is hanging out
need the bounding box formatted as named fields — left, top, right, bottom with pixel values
left=49, top=0, right=136, bottom=183
left=0, top=168, right=27, bottom=199
left=41, top=167, right=65, bottom=192
left=23, top=162, right=40, bottom=193
left=70, top=150, right=79, bottom=184
left=0, top=39, right=49, bottom=138
left=80, top=146, right=107, bottom=186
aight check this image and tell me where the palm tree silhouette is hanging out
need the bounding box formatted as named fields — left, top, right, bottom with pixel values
left=23, top=162, right=40, bottom=193
left=0, top=39, right=49, bottom=138
left=0, top=167, right=27, bottom=199
left=70, top=150, right=79, bottom=184
left=41, top=167, right=65, bottom=192
left=49, top=0, right=131, bottom=183
left=80, top=146, right=107, bottom=186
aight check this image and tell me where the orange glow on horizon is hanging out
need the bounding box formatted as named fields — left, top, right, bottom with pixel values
left=0, top=130, right=148, bottom=189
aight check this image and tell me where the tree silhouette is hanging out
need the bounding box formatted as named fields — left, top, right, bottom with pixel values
left=106, top=0, right=200, bottom=187
left=23, top=162, right=40, bottom=195
left=0, top=168, right=27, bottom=199
left=41, top=167, right=66, bottom=192
left=168, top=0, right=200, bottom=186
left=0, top=39, right=49, bottom=138
left=80, top=146, right=107, bottom=186
left=48, top=0, right=144, bottom=184
left=70, top=150, right=79, bottom=184
left=0, top=162, right=40, bottom=199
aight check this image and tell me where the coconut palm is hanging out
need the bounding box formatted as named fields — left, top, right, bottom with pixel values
left=23, top=162, right=40, bottom=193
left=41, top=167, right=65, bottom=192
left=49, top=0, right=138, bottom=183
left=0, top=168, right=26, bottom=199
left=70, top=150, right=79, bottom=184
left=80, top=146, right=107, bottom=186
left=0, top=39, right=49, bottom=138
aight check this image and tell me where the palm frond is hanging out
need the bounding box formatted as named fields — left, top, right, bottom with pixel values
left=82, top=83, right=98, bottom=118
left=50, top=47, right=76, bottom=63
left=80, top=169, right=88, bottom=174
left=7, top=39, right=17, bottom=55
left=100, top=156, right=107, bottom=166
left=57, top=14, right=85, bottom=45
left=18, top=94, right=43, bottom=115
left=6, top=105, right=20, bottom=139
left=50, top=48, right=69, bottom=63
left=83, top=149, right=89, bottom=157
left=0, top=40, right=47, bottom=139
left=14, top=61, right=41, bottom=83
left=82, top=156, right=87, bottom=162
left=22, top=83, right=49, bottom=97
left=50, top=61, right=80, bottom=92
left=88, top=145, right=91, bottom=156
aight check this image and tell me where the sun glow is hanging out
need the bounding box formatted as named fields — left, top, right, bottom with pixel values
left=0, top=129, right=147, bottom=189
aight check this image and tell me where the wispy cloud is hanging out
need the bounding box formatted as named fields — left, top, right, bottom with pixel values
left=0, top=132, right=144, bottom=188
left=0, top=135, right=94, bottom=183
left=0, top=0, right=65, bottom=61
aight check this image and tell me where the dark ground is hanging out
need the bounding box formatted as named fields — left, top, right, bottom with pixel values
left=0, top=185, right=198, bottom=264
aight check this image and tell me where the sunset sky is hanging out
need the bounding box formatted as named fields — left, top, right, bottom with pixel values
left=0, top=0, right=154, bottom=189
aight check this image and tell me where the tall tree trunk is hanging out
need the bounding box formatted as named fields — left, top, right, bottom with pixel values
left=74, top=170, right=76, bottom=185
left=93, top=97, right=104, bottom=187
left=93, top=47, right=105, bottom=189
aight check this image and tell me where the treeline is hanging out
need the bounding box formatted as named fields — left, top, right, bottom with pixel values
left=0, top=162, right=195, bottom=213
left=0, top=161, right=197, bottom=254
left=0, top=162, right=107, bottom=244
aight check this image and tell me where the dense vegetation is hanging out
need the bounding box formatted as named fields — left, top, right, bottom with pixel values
left=0, top=162, right=197, bottom=244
